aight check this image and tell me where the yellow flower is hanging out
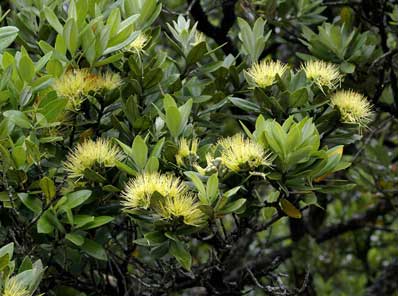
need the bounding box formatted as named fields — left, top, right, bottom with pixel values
left=128, top=33, right=149, bottom=54
left=65, top=138, right=123, bottom=179
left=53, top=69, right=98, bottom=110
left=53, top=69, right=121, bottom=110
left=302, top=60, right=342, bottom=90
left=158, top=192, right=204, bottom=226
left=121, top=172, right=186, bottom=209
left=246, top=60, right=287, bottom=88
left=3, top=277, right=29, bottom=296
left=330, top=90, right=373, bottom=126
left=98, top=72, right=122, bottom=91
left=218, top=134, right=271, bottom=172
left=121, top=172, right=204, bottom=226
left=176, top=138, right=199, bottom=166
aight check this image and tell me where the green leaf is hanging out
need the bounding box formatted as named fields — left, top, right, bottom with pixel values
left=186, top=41, right=207, bottom=65
left=280, top=198, right=302, bottom=218
left=150, top=242, right=169, bottom=258
left=229, top=97, right=260, bottom=113
left=66, top=233, right=85, bottom=246
left=44, top=7, right=63, bottom=34
left=164, top=232, right=178, bottom=242
left=169, top=240, right=192, bottom=271
left=83, top=168, right=107, bottom=183
left=178, top=99, right=193, bottom=130
left=102, top=185, right=120, bottom=192
left=55, top=34, right=67, bottom=55
left=299, top=193, right=318, bottom=208
left=41, top=98, right=68, bottom=122
left=59, top=190, right=92, bottom=210
left=18, top=55, right=36, bottom=82
left=0, top=26, right=19, bottom=51
left=18, top=193, right=42, bottom=214
left=63, top=18, right=79, bottom=55
left=81, top=239, right=107, bottom=260
left=74, top=215, right=95, bottom=228
left=163, top=94, right=178, bottom=109
left=218, top=198, right=246, bottom=215
left=12, top=146, right=26, bottom=169
left=266, top=190, right=280, bottom=203
left=133, top=238, right=151, bottom=246
left=0, top=243, right=14, bottom=259
left=68, top=0, right=77, bottom=21
left=165, top=106, right=182, bottom=138
left=37, top=211, right=55, bottom=234
left=206, top=173, right=219, bottom=205
left=288, top=88, right=308, bottom=108
left=185, top=171, right=206, bottom=203
left=39, top=177, right=56, bottom=202
left=35, top=52, right=53, bottom=73
left=132, top=135, right=148, bottom=170
left=115, top=160, right=137, bottom=176
left=262, top=207, right=277, bottom=219
left=104, top=29, right=139, bottom=55
left=145, top=156, right=159, bottom=173
left=46, top=59, right=64, bottom=78
left=199, top=205, right=214, bottom=217
left=94, top=52, right=123, bottom=67
left=143, top=231, right=167, bottom=245
left=3, top=111, right=31, bottom=129
left=81, top=27, right=96, bottom=65
left=79, top=216, right=114, bottom=230
left=0, top=254, right=10, bottom=271
left=18, top=257, right=32, bottom=273
left=150, top=138, right=165, bottom=158
left=340, top=61, right=355, bottom=73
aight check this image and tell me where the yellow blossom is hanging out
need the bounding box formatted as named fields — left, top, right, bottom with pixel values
left=127, top=33, right=149, bottom=54
left=330, top=90, right=373, bottom=126
left=53, top=69, right=98, bottom=110
left=53, top=69, right=121, bottom=110
left=64, top=138, right=123, bottom=179
left=302, top=60, right=342, bottom=90
left=3, top=277, right=29, bottom=296
left=158, top=192, right=204, bottom=226
left=100, top=72, right=122, bottom=91
left=176, top=138, right=199, bottom=166
left=246, top=60, right=287, bottom=88
left=218, top=134, right=272, bottom=172
left=121, top=172, right=204, bottom=226
left=121, top=172, right=186, bottom=209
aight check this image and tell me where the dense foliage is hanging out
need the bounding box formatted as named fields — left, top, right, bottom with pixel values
left=0, top=0, right=397, bottom=295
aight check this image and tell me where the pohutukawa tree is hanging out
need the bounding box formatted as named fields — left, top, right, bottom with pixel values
left=0, top=0, right=397, bottom=295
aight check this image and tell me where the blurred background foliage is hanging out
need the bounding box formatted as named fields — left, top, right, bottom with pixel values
left=0, top=0, right=397, bottom=295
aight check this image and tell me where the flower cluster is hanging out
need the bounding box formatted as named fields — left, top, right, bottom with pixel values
left=246, top=60, right=287, bottom=88
left=302, top=60, right=342, bottom=90
left=121, top=172, right=204, bottom=226
left=65, top=138, right=123, bottom=179
left=53, top=69, right=121, bottom=110
left=330, top=90, right=373, bottom=126
left=127, top=33, right=149, bottom=54
left=218, top=134, right=272, bottom=172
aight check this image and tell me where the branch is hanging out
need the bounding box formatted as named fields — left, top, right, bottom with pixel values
left=315, top=198, right=393, bottom=243
left=229, top=198, right=394, bottom=282
left=188, top=0, right=238, bottom=55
